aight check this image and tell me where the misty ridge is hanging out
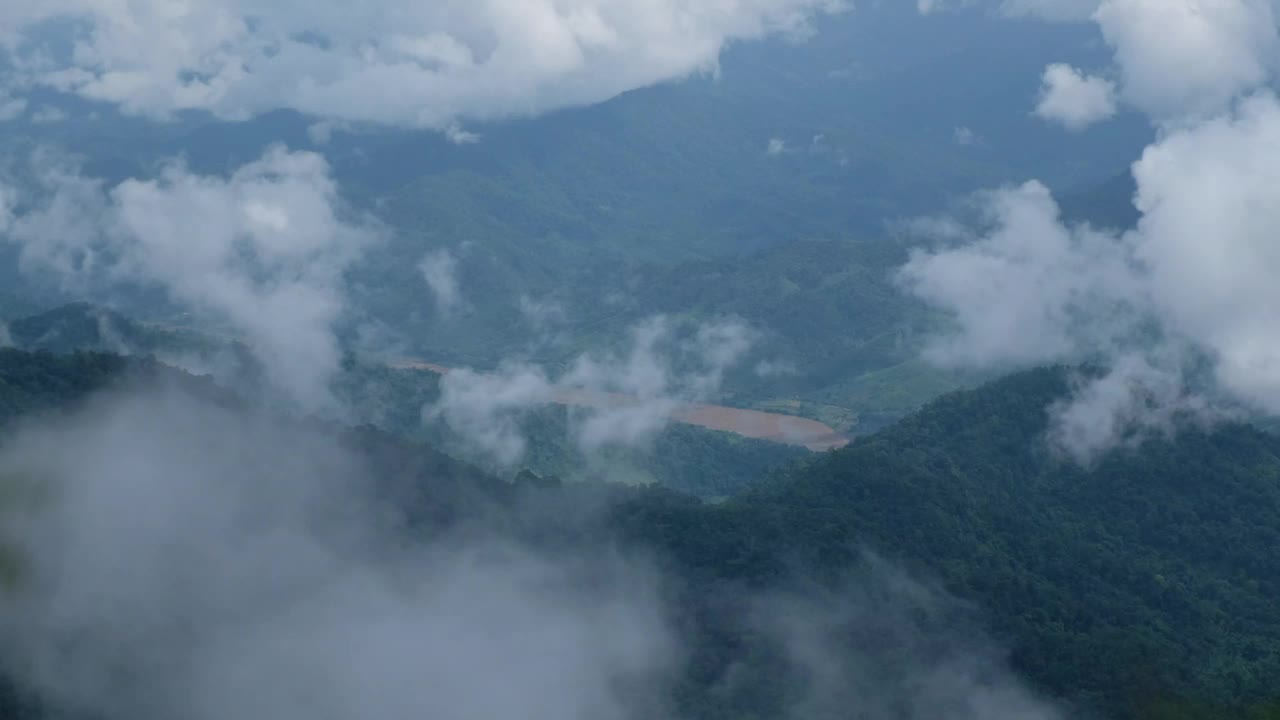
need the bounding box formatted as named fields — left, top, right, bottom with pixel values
left=0, top=372, right=1059, bottom=720
left=0, top=1, right=1278, bottom=719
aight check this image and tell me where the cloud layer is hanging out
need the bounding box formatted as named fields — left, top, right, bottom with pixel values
left=997, top=0, right=1280, bottom=123
left=0, top=0, right=845, bottom=129
left=901, top=0, right=1280, bottom=459
left=431, top=316, right=756, bottom=467
left=1, top=147, right=374, bottom=411
left=419, top=249, right=461, bottom=316
left=902, top=92, right=1280, bottom=459
left=0, top=380, right=1063, bottom=720
left=1034, top=63, right=1117, bottom=130
left=0, top=385, right=678, bottom=720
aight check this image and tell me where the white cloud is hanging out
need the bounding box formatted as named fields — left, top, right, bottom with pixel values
left=1034, top=63, right=1117, bottom=130
left=898, top=181, right=1144, bottom=368
left=917, top=0, right=983, bottom=14
left=901, top=93, right=1280, bottom=459
left=758, top=562, right=1063, bottom=720
left=1046, top=353, right=1214, bottom=463
left=306, top=120, right=350, bottom=145
left=1095, top=0, right=1280, bottom=123
left=0, top=183, right=14, bottom=230
left=29, top=105, right=69, bottom=124
left=0, top=386, right=678, bottom=720
left=0, top=0, right=847, bottom=130
left=1129, top=92, right=1280, bottom=409
left=444, top=123, right=481, bottom=145
left=562, top=317, right=755, bottom=452
left=430, top=316, right=756, bottom=466
left=429, top=363, right=556, bottom=466
left=1001, top=0, right=1280, bottom=124
left=2, top=146, right=376, bottom=412
left=519, top=295, right=568, bottom=330
left=0, top=92, right=26, bottom=121
left=998, top=0, right=1101, bottom=21
left=767, top=138, right=787, bottom=156
left=419, top=249, right=461, bottom=315
left=903, top=0, right=1280, bottom=459
left=0, top=383, right=1062, bottom=720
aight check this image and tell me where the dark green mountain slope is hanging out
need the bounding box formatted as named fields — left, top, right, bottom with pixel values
left=336, top=363, right=810, bottom=499
left=0, top=349, right=507, bottom=533
left=555, top=237, right=979, bottom=429
left=0, top=350, right=138, bottom=427
left=0, top=295, right=39, bottom=323
left=0, top=307, right=808, bottom=499
left=3, top=353, right=1278, bottom=719
left=398, top=237, right=985, bottom=434
left=6, top=304, right=178, bottom=356
left=0, top=9, right=1152, bottom=437
left=611, top=368, right=1280, bottom=717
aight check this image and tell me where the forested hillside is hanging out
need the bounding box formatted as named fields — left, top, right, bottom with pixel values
left=2, top=353, right=1278, bottom=719
left=1, top=320, right=807, bottom=500
left=611, top=368, right=1280, bottom=718
left=0, top=351, right=136, bottom=426
left=1, top=2, right=1277, bottom=719
left=0, top=5, right=1150, bottom=434
left=530, top=237, right=990, bottom=431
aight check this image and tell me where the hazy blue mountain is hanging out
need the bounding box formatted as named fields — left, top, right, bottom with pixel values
left=0, top=8, right=1151, bottom=433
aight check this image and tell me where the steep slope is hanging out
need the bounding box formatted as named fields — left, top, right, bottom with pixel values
left=549, top=237, right=981, bottom=429
left=0, top=348, right=504, bottom=511
left=0, top=8, right=1149, bottom=374
left=2, top=307, right=811, bottom=500
left=0, top=350, right=141, bottom=427
left=5, top=304, right=180, bottom=356
left=4, top=352, right=1278, bottom=719
left=612, top=368, right=1280, bottom=717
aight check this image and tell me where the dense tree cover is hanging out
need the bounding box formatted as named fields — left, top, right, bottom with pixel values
left=608, top=368, right=1280, bottom=717
left=0, top=295, right=40, bottom=323
left=0, top=350, right=139, bottom=427
left=1, top=353, right=1277, bottom=719
left=2, top=303, right=258, bottom=373
left=498, top=404, right=812, bottom=499
left=0, top=6, right=1150, bottom=435
left=351, top=236, right=991, bottom=437
left=1, top=305, right=813, bottom=500
left=533, top=237, right=989, bottom=431
left=335, top=362, right=810, bottom=499
left=6, top=304, right=191, bottom=356
left=319, top=7, right=1147, bottom=423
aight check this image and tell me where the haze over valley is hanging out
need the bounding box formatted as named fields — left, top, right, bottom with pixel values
left=1, top=2, right=1279, bottom=719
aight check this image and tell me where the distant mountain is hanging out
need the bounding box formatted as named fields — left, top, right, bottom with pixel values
left=387, top=236, right=987, bottom=435
left=6, top=303, right=175, bottom=356
left=0, top=350, right=139, bottom=427
left=4, top=299, right=257, bottom=363
left=0, top=7, right=1152, bottom=397
left=1059, top=171, right=1142, bottom=231
left=0, top=294, right=40, bottom=323
left=339, top=7, right=1150, bottom=372
left=0, top=308, right=808, bottom=500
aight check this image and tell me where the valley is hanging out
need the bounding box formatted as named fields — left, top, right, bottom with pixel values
left=391, top=358, right=850, bottom=451
left=0, top=3, right=1276, bottom=720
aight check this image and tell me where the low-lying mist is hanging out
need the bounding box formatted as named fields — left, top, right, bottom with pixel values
left=0, top=383, right=676, bottom=720
left=0, top=377, right=1064, bottom=719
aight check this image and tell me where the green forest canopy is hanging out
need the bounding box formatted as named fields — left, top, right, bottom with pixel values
left=0, top=352, right=1277, bottom=718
